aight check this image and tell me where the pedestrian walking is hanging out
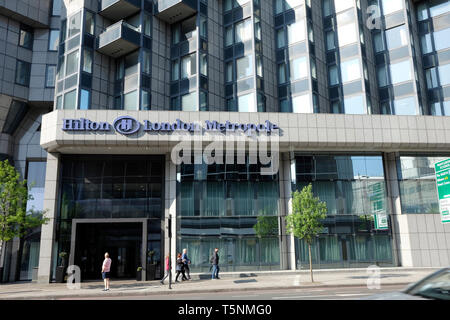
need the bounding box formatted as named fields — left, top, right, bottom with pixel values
left=160, top=254, right=170, bottom=284
left=210, top=248, right=220, bottom=280
left=181, top=248, right=191, bottom=280
left=101, top=252, right=112, bottom=291
left=175, top=253, right=187, bottom=282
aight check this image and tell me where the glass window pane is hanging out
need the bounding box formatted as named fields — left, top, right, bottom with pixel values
left=200, top=53, right=207, bottom=76
left=433, top=28, right=450, bottom=51
left=15, top=61, right=31, bottom=86
left=63, top=89, right=77, bottom=110
left=200, top=16, right=207, bottom=38
left=172, top=60, right=179, bottom=81
left=236, top=54, right=253, bottom=79
left=417, top=3, right=428, bottom=21
left=278, top=63, right=286, bottom=83
left=290, top=56, right=308, bottom=80
left=52, top=0, right=62, bottom=16
left=381, top=0, right=403, bottom=15
left=66, top=50, right=79, bottom=76
left=84, top=11, right=94, bottom=35
left=277, top=28, right=286, bottom=48
left=48, top=30, right=59, bottom=50
left=323, top=0, right=332, bottom=17
left=329, top=65, right=339, bottom=85
left=341, top=58, right=361, bottom=83
left=420, top=33, right=433, bottom=54
left=390, top=59, right=412, bottom=84
left=326, top=31, right=335, bottom=50
left=83, top=49, right=92, bottom=73
left=285, top=0, right=302, bottom=10
left=292, top=94, right=311, bottom=113
left=393, top=96, right=417, bottom=115
left=373, top=32, right=385, bottom=52
left=225, top=0, right=233, bottom=11
left=144, top=14, right=151, bottom=36
left=337, top=23, right=357, bottom=47
left=226, top=62, right=233, bottom=82
left=438, top=63, right=450, bottom=86
left=80, top=89, right=90, bottom=110
left=141, top=90, right=151, bottom=110
left=334, top=0, right=354, bottom=13
left=377, top=65, right=388, bottom=87
left=430, top=1, right=450, bottom=18
left=142, top=50, right=151, bottom=74
left=235, top=19, right=252, bottom=43
left=124, top=90, right=138, bottom=110
left=225, top=26, right=233, bottom=46
left=19, top=27, right=33, bottom=49
left=238, top=92, right=256, bottom=112
left=385, top=25, right=408, bottom=50
left=124, top=51, right=139, bottom=76
left=425, top=67, right=438, bottom=88
left=181, top=92, right=198, bottom=111
left=46, top=65, right=56, bottom=87
left=181, top=54, right=196, bottom=79
left=68, top=12, right=81, bottom=37
left=275, top=0, right=283, bottom=14
left=344, top=95, right=365, bottom=114
left=287, top=20, right=305, bottom=45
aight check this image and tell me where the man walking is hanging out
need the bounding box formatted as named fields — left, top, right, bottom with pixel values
left=210, top=248, right=220, bottom=280
left=181, top=248, right=191, bottom=280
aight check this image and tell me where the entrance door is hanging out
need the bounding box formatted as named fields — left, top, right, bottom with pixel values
left=74, top=223, right=142, bottom=281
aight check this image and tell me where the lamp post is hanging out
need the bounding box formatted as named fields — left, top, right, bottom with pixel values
left=168, top=214, right=172, bottom=290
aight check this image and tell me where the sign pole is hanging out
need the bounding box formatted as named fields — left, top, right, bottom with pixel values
left=168, top=214, right=172, bottom=290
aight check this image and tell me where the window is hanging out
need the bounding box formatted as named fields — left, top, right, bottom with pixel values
left=46, top=65, right=56, bottom=87
left=142, top=50, right=151, bottom=75
left=373, top=32, right=384, bottom=52
left=172, top=26, right=180, bottom=44
left=334, top=0, right=354, bottom=13
left=292, top=94, right=311, bottom=113
left=52, top=0, right=62, bottom=16
left=143, top=14, right=151, bottom=37
left=285, top=0, right=302, bottom=10
left=82, top=49, right=92, bottom=73
left=181, top=54, right=196, bottom=79
left=200, top=54, right=207, bottom=76
left=393, top=96, right=417, bottom=115
left=236, top=55, right=253, bottom=79
left=323, top=0, right=332, bottom=17
left=79, top=89, right=90, bottom=110
left=337, top=23, right=357, bottom=47
left=225, top=0, right=233, bottom=12
left=60, top=19, right=66, bottom=43
left=328, top=65, right=339, bottom=85
left=64, top=89, right=77, bottom=110
left=287, top=20, right=305, bottom=45
left=425, top=67, right=438, bottom=88
left=56, top=95, right=62, bottom=109
left=238, top=92, right=256, bottom=112
left=433, top=28, right=450, bottom=51
left=290, top=56, right=308, bottom=81
left=181, top=92, right=198, bottom=111
left=277, top=28, right=286, bottom=48
left=124, top=90, right=138, bottom=110
left=225, top=26, right=233, bottom=46
left=377, top=65, right=388, bottom=87
left=66, top=50, right=79, bottom=76
left=235, top=19, right=252, bottom=43
left=421, top=33, right=433, bottom=54
left=381, top=0, right=403, bottom=15
left=438, top=63, right=450, bottom=86
left=385, top=25, right=407, bottom=50
left=200, top=16, right=207, bottom=38
left=344, top=95, right=365, bottom=114
left=19, top=25, right=33, bottom=49
left=172, top=60, right=179, bottom=81
left=417, top=3, right=428, bottom=21
left=15, top=60, right=31, bottom=86
left=340, top=58, right=361, bottom=83
left=275, top=0, right=283, bottom=14
left=326, top=31, right=335, bottom=50
left=226, top=62, right=233, bottom=82
left=84, top=11, right=95, bottom=35
left=48, top=30, right=59, bottom=51
left=141, top=90, right=151, bottom=110
left=278, top=63, right=287, bottom=83
left=430, top=1, right=450, bottom=18
left=68, top=12, right=81, bottom=38
left=390, top=60, right=412, bottom=84
left=280, top=99, right=290, bottom=112
left=124, top=51, right=138, bottom=76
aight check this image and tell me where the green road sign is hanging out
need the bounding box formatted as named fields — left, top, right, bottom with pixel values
left=434, top=158, right=450, bottom=224
left=374, top=212, right=388, bottom=230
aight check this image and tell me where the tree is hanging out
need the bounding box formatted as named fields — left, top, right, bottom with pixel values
left=285, top=184, right=327, bottom=282
left=0, top=159, right=48, bottom=264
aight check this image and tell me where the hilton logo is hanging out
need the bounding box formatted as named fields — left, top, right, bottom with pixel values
left=113, top=116, right=140, bottom=135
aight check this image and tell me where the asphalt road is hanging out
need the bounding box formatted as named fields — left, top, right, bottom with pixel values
left=59, top=284, right=407, bottom=300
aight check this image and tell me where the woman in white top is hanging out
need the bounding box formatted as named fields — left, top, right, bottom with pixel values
left=101, top=252, right=112, bottom=291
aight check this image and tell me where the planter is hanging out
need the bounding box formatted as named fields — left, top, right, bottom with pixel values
left=146, top=264, right=156, bottom=280
left=55, top=266, right=66, bottom=283
left=136, top=270, right=142, bottom=281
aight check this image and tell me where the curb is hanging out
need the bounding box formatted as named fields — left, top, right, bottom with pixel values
left=2, top=282, right=412, bottom=300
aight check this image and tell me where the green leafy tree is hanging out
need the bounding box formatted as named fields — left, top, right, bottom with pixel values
left=0, top=159, right=48, bottom=262
left=253, top=216, right=278, bottom=238
left=285, top=184, right=327, bottom=282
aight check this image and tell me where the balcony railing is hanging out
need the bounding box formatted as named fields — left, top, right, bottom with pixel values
left=156, top=0, right=197, bottom=24
left=97, top=20, right=140, bottom=58
left=99, top=0, right=141, bottom=22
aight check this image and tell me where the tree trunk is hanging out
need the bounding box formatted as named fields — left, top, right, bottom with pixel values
left=308, top=243, right=313, bottom=282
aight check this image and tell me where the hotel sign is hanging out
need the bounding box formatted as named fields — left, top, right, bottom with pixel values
left=62, top=116, right=280, bottom=136
left=434, top=158, right=450, bottom=224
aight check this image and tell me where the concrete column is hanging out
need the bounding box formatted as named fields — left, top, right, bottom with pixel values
left=383, top=152, right=405, bottom=267
left=37, top=152, right=61, bottom=283
left=279, top=152, right=296, bottom=270
left=164, top=153, right=177, bottom=276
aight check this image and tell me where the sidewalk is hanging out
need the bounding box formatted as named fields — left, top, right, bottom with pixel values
left=0, top=267, right=441, bottom=300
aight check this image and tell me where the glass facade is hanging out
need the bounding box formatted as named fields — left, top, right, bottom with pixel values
left=292, top=154, right=393, bottom=268
left=177, top=155, right=281, bottom=272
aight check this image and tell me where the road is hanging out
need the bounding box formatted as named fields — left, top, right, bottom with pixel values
left=59, top=284, right=407, bottom=300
